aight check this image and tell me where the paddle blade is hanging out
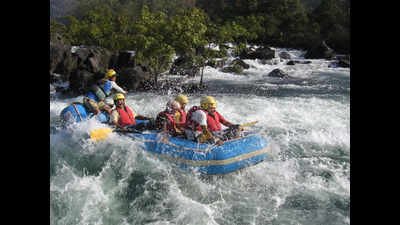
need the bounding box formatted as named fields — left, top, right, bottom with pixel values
left=90, top=128, right=114, bottom=142
left=240, top=121, right=259, bottom=128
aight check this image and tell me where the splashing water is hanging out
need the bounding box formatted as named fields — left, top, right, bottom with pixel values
left=50, top=48, right=349, bottom=225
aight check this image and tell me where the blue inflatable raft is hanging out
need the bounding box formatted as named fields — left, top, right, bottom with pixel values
left=60, top=109, right=270, bottom=174
left=122, top=127, right=270, bottom=175
left=60, top=103, right=109, bottom=124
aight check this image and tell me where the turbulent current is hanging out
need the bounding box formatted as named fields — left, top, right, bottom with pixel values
left=50, top=48, right=350, bottom=225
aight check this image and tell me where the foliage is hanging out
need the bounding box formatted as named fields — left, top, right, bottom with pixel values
left=50, top=0, right=350, bottom=68
left=130, top=6, right=175, bottom=84
left=310, top=0, right=350, bottom=53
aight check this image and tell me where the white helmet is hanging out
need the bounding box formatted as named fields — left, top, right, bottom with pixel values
left=166, top=100, right=180, bottom=111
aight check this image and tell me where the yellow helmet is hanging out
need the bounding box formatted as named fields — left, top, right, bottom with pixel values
left=113, top=93, right=125, bottom=101
left=105, top=69, right=117, bottom=79
left=175, top=94, right=188, bottom=105
left=200, top=96, right=217, bottom=110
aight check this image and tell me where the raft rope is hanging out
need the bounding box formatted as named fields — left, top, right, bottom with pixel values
left=72, top=103, right=84, bottom=122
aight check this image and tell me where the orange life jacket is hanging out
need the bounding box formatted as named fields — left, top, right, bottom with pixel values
left=174, top=109, right=186, bottom=129
left=116, top=106, right=136, bottom=127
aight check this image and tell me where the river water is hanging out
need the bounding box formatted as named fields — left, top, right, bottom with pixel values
left=50, top=48, right=350, bottom=225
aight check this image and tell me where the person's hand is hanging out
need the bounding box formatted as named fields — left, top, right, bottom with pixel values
left=162, top=135, right=168, bottom=143
left=216, top=139, right=224, bottom=145
left=231, top=124, right=243, bottom=131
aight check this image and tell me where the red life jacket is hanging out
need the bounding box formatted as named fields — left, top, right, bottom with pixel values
left=186, top=106, right=225, bottom=132
left=156, top=110, right=176, bottom=133
left=156, top=109, right=185, bottom=134
left=116, top=106, right=136, bottom=127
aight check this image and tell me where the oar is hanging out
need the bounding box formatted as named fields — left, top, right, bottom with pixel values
left=239, top=120, right=259, bottom=128
left=90, top=128, right=115, bottom=142
left=89, top=127, right=142, bottom=142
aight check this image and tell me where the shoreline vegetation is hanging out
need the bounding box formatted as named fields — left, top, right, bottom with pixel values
left=50, top=0, right=349, bottom=96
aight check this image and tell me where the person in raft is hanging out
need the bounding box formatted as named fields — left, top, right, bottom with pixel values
left=184, top=96, right=243, bottom=145
left=173, top=94, right=189, bottom=132
left=83, top=69, right=128, bottom=115
left=110, top=93, right=153, bottom=132
left=154, top=100, right=186, bottom=141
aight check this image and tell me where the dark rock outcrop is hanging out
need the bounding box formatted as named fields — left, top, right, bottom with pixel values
left=50, top=33, right=76, bottom=81
left=287, top=60, right=312, bottom=66
left=117, top=66, right=154, bottom=91
left=231, top=59, right=250, bottom=69
left=267, top=69, right=291, bottom=78
left=304, top=41, right=335, bottom=59
left=73, top=46, right=114, bottom=73
left=279, top=51, right=292, bottom=59
left=240, top=46, right=276, bottom=60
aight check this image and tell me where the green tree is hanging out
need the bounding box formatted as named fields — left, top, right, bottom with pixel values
left=311, top=0, right=350, bottom=53
left=130, top=6, right=176, bottom=86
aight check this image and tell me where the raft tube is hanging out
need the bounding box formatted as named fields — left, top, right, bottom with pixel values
left=60, top=103, right=109, bottom=124
left=123, top=127, right=270, bottom=175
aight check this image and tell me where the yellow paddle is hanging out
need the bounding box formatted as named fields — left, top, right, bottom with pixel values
left=90, top=128, right=115, bottom=142
left=199, top=121, right=259, bottom=143
left=239, top=120, right=259, bottom=128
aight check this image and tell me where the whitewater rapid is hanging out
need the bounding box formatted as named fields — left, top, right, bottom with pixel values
left=50, top=48, right=350, bottom=225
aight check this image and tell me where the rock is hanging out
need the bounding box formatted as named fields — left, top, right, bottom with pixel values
left=337, top=59, right=350, bottom=68
left=304, top=40, right=335, bottom=59
left=50, top=33, right=75, bottom=81
left=231, top=59, right=250, bottom=69
left=73, top=46, right=114, bottom=73
left=117, top=66, right=154, bottom=91
left=333, top=54, right=350, bottom=68
left=286, top=60, right=312, bottom=66
left=68, top=70, right=97, bottom=95
left=267, top=69, right=290, bottom=78
left=221, top=65, right=244, bottom=74
left=279, top=51, right=292, bottom=59
left=114, top=51, right=136, bottom=69
left=240, top=46, right=276, bottom=60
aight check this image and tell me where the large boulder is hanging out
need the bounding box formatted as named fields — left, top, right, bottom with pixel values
left=68, top=70, right=98, bottom=95
left=304, top=41, right=335, bottom=59
left=113, top=51, right=136, bottom=69
left=50, top=33, right=76, bottom=81
left=279, top=51, right=292, bottom=59
left=73, top=46, right=114, bottom=73
left=66, top=46, right=116, bottom=95
left=240, top=46, right=276, bottom=60
left=231, top=58, right=250, bottom=69
left=267, top=69, right=291, bottom=78
left=221, top=65, right=244, bottom=74
left=117, top=66, right=154, bottom=91
left=287, top=60, right=312, bottom=66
